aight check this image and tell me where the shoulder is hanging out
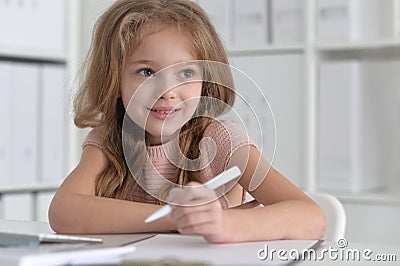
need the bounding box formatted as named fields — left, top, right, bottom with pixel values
left=203, top=120, right=256, bottom=152
left=82, top=126, right=106, bottom=150
left=197, top=120, right=257, bottom=181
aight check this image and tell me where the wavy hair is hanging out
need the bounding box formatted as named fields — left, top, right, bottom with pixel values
left=73, top=0, right=235, bottom=201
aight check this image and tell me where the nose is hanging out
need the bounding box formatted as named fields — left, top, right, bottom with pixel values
left=160, top=88, right=177, bottom=100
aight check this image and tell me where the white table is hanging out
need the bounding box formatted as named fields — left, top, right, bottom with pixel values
left=0, top=219, right=398, bottom=265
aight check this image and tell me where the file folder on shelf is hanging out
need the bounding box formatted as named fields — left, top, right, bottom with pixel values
left=197, top=0, right=232, bottom=48
left=40, top=65, right=66, bottom=182
left=0, top=62, right=12, bottom=183
left=11, top=63, right=39, bottom=183
left=233, top=0, right=269, bottom=48
left=317, top=0, right=392, bottom=42
left=318, top=61, right=382, bottom=193
left=0, top=0, right=66, bottom=55
left=270, top=0, right=304, bottom=44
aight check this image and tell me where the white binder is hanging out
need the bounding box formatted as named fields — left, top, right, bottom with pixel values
left=197, top=0, right=232, bottom=48
left=318, top=61, right=381, bottom=193
left=317, top=0, right=392, bottom=42
left=1, top=193, right=34, bottom=221
left=271, top=0, right=304, bottom=44
left=233, top=0, right=269, bottom=48
left=0, top=0, right=66, bottom=54
left=40, top=65, right=66, bottom=182
left=10, top=63, right=39, bottom=183
left=0, top=62, right=12, bottom=182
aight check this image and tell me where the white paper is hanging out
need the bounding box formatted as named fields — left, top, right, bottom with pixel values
left=125, top=234, right=320, bottom=265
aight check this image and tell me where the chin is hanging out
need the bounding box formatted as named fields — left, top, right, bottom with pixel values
left=146, top=127, right=179, bottom=143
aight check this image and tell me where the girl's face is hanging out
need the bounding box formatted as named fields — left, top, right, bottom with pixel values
left=121, top=27, right=203, bottom=145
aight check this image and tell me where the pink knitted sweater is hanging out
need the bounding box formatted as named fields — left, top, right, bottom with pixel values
left=82, top=120, right=256, bottom=208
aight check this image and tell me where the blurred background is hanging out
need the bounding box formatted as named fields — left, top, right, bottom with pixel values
left=0, top=0, right=399, bottom=245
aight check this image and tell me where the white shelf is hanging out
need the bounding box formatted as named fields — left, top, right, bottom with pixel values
left=0, top=46, right=66, bottom=63
left=316, top=39, right=400, bottom=52
left=0, top=182, right=61, bottom=194
left=337, top=191, right=400, bottom=206
left=228, top=45, right=305, bottom=56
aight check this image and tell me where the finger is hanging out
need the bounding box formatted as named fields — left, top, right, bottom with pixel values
left=178, top=221, right=220, bottom=237
left=231, top=199, right=261, bottom=209
left=169, top=182, right=217, bottom=207
left=171, top=201, right=221, bottom=223
left=174, top=208, right=219, bottom=229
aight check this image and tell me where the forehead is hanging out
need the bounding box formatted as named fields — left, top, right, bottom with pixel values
left=126, top=26, right=198, bottom=66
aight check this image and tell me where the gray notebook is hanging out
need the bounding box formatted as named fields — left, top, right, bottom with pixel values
left=0, top=231, right=103, bottom=246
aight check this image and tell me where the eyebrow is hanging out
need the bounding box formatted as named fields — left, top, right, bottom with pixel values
left=127, top=59, right=154, bottom=66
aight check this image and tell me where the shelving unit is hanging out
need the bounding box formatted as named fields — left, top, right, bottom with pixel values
left=0, top=0, right=77, bottom=222
left=200, top=0, right=400, bottom=244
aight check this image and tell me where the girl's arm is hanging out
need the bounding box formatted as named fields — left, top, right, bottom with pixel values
left=48, top=146, right=176, bottom=234
left=169, top=145, right=326, bottom=243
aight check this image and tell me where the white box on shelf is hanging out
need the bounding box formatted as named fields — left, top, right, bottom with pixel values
left=196, top=0, right=233, bottom=48
left=318, top=61, right=381, bottom=193
left=0, top=62, right=12, bottom=183
left=230, top=55, right=303, bottom=186
left=270, top=0, right=304, bottom=45
left=395, top=0, right=400, bottom=37
left=0, top=193, right=34, bottom=221
left=0, top=0, right=66, bottom=55
left=360, top=61, right=400, bottom=192
left=233, top=0, right=269, bottom=48
left=317, top=0, right=392, bottom=42
left=11, top=63, right=39, bottom=183
left=36, top=192, right=55, bottom=222
left=40, top=64, right=66, bottom=182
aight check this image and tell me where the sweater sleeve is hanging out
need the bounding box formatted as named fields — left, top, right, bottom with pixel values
left=202, top=120, right=257, bottom=176
left=199, top=121, right=258, bottom=208
left=81, top=126, right=105, bottom=150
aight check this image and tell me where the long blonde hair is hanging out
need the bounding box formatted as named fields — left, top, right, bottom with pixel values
left=74, top=0, right=235, bottom=201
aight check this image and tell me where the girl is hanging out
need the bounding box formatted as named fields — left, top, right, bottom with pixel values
left=49, top=0, right=326, bottom=244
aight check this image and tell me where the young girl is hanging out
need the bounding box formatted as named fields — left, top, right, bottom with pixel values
left=49, top=0, right=326, bottom=244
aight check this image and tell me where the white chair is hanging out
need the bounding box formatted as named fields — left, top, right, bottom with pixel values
left=307, top=192, right=347, bottom=242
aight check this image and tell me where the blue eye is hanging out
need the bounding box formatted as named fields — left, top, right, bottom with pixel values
left=180, top=69, right=194, bottom=79
left=138, top=68, right=154, bottom=77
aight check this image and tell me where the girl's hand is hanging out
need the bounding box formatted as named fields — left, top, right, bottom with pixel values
left=168, top=182, right=230, bottom=243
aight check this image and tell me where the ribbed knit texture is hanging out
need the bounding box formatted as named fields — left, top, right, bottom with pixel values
left=82, top=121, right=256, bottom=208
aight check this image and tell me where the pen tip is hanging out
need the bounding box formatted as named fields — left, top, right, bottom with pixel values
left=144, top=217, right=153, bottom=223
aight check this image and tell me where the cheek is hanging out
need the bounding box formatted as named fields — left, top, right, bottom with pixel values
left=121, top=79, right=144, bottom=109
left=182, top=83, right=202, bottom=111
left=184, top=82, right=202, bottom=99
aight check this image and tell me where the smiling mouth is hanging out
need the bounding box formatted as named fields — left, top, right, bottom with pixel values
left=149, top=108, right=180, bottom=114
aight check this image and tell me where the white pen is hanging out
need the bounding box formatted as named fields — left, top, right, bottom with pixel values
left=144, top=166, right=242, bottom=223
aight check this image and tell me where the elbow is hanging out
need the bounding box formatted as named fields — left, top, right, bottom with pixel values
left=295, top=199, right=327, bottom=240
left=48, top=193, right=87, bottom=234
left=48, top=196, right=70, bottom=234
left=312, top=203, right=327, bottom=240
